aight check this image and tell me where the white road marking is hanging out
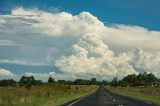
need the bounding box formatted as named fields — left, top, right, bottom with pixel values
left=67, top=93, right=93, bottom=106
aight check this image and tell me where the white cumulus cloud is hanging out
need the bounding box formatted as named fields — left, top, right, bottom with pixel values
left=0, top=59, right=48, bottom=66
left=104, top=25, right=160, bottom=51
left=55, top=33, right=138, bottom=80
left=130, top=48, right=160, bottom=77
left=0, top=68, right=16, bottom=77
left=0, top=7, right=160, bottom=79
left=1, top=7, right=160, bottom=51
left=25, top=72, right=76, bottom=81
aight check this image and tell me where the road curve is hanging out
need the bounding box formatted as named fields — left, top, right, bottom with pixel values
left=66, top=86, right=160, bottom=106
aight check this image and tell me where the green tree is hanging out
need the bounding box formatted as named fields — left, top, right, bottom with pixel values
left=91, top=78, right=97, bottom=85
left=117, top=72, right=159, bottom=87
left=48, top=77, right=54, bottom=83
left=19, top=76, right=36, bottom=88
left=0, top=79, right=16, bottom=87
left=136, top=73, right=144, bottom=86
left=25, top=80, right=32, bottom=89
left=35, top=80, right=43, bottom=85
left=20, top=76, right=26, bottom=86
left=111, top=77, right=118, bottom=87
left=123, top=74, right=137, bottom=86
left=102, top=80, right=109, bottom=85
left=74, top=79, right=90, bottom=85
left=58, top=80, right=66, bottom=84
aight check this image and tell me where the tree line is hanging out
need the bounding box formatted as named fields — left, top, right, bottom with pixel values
left=110, top=72, right=160, bottom=87
left=0, top=76, right=99, bottom=88
left=0, top=72, right=160, bottom=88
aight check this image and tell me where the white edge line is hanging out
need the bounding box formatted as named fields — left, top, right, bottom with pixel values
left=67, top=93, right=93, bottom=106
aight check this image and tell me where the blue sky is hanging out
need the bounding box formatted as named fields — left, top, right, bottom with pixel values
left=0, top=0, right=160, bottom=30
left=0, top=0, right=160, bottom=81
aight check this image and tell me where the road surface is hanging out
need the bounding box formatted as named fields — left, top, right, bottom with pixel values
left=66, top=86, right=159, bottom=106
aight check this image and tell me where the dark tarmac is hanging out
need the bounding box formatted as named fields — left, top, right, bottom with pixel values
left=67, top=86, right=160, bottom=106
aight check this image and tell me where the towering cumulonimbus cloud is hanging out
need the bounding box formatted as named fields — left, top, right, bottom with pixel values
left=131, top=48, right=160, bottom=77
left=55, top=33, right=138, bottom=80
left=0, top=7, right=160, bottom=80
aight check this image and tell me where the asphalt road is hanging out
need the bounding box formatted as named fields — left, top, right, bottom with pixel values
left=66, top=86, right=160, bottom=106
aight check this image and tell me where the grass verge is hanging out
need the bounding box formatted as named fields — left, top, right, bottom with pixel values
left=0, top=84, right=98, bottom=106
left=106, top=86, right=160, bottom=105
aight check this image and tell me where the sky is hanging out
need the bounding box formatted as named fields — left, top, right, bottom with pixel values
left=0, top=0, right=160, bottom=81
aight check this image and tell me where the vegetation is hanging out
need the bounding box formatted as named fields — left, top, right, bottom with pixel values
left=106, top=86, right=160, bottom=104
left=107, top=72, right=160, bottom=105
left=0, top=72, right=160, bottom=105
left=0, top=79, right=16, bottom=87
left=19, top=76, right=43, bottom=88
left=0, top=76, right=98, bottom=106
left=48, top=77, right=54, bottom=83
left=110, top=72, right=160, bottom=87
left=0, top=84, right=97, bottom=106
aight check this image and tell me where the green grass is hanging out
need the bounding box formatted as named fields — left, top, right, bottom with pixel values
left=106, top=86, right=160, bottom=105
left=0, top=84, right=98, bottom=106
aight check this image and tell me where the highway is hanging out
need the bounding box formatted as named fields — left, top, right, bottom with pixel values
left=66, top=86, right=160, bottom=106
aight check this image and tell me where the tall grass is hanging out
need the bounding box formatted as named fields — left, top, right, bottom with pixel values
left=0, top=84, right=98, bottom=106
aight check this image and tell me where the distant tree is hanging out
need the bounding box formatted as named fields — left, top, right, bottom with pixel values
left=0, top=79, right=16, bottom=87
left=143, top=72, right=157, bottom=86
left=25, top=80, right=32, bottom=89
left=30, top=76, right=36, bottom=85
left=19, top=76, right=36, bottom=88
left=20, top=76, right=27, bottom=86
left=90, top=78, right=97, bottom=85
left=48, top=77, right=54, bottom=83
left=111, top=77, right=118, bottom=87
left=102, top=80, right=109, bottom=85
left=58, top=80, right=66, bottom=84
left=97, top=81, right=102, bottom=85
left=34, top=80, right=43, bottom=85
left=123, top=74, right=137, bottom=86
left=116, top=72, right=159, bottom=87
left=66, top=80, right=74, bottom=85
left=119, top=80, right=128, bottom=87
left=136, top=73, right=144, bottom=86
left=142, top=72, right=148, bottom=86
left=74, top=79, right=90, bottom=85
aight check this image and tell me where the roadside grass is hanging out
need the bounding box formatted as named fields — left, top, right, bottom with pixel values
left=0, top=84, right=98, bottom=106
left=106, top=86, right=160, bottom=105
